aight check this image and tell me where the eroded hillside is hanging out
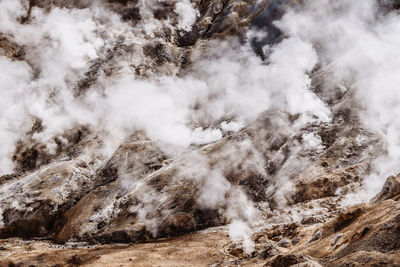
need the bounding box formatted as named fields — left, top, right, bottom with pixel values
left=1, top=0, right=400, bottom=266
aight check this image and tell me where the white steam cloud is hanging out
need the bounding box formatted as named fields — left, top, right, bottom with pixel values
left=276, top=0, right=400, bottom=203
left=0, top=0, right=400, bottom=250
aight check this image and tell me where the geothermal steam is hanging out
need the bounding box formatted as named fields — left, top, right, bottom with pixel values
left=0, top=0, right=399, bottom=250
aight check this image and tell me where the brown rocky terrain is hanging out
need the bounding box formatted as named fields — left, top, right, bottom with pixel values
left=2, top=182, right=400, bottom=266
left=1, top=0, right=400, bottom=266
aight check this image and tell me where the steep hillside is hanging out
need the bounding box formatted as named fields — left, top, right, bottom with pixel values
left=1, top=0, right=400, bottom=266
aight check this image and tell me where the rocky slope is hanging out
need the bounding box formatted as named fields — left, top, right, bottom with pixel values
left=1, top=0, right=400, bottom=266
left=2, top=184, right=400, bottom=266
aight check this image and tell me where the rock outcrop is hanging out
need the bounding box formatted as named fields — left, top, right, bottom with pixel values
left=371, top=174, right=400, bottom=204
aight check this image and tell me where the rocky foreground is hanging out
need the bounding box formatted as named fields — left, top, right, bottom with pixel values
left=2, top=187, right=400, bottom=266
left=1, top=0, right=400, bottom=266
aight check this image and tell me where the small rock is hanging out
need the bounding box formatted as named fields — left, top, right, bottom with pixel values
left=258, top=244, right=278, bottom=260
left=331, top=234, right=343, bottom=247
left=229, top=247, right=244, bottom=257
left=265, top=254, right=321, bottom=267
left=292, top=237, right=301, bottom=245
left=227, top=244, right=245, bottom=258
left=301, top=216, right=324, bottom=225
left=277, top=238, right=290, bottom=248
left=309, top=231, right=321, bottom=243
